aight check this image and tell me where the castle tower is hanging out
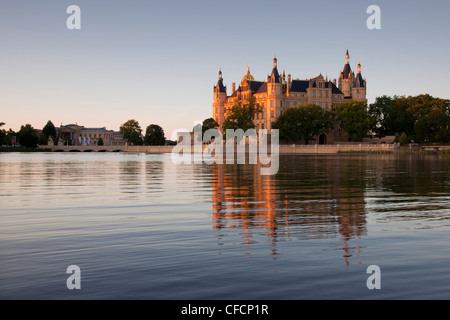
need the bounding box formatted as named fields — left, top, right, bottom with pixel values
left=338, top=48, right=355, bottom=98
left=266, top=55, right=282, bottom=130
left=351, top=60, right=367, bottom=102
left=213, top=69, right=227, bottom=130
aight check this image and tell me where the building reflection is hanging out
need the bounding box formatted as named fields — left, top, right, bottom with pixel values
left=211, top=156, right=367, bottom=265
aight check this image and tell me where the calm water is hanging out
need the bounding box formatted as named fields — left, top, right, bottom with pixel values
left=1, top=152, right=450, bottom=299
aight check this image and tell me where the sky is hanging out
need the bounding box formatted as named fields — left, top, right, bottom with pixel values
left=1, top=0, right=449, bottom=140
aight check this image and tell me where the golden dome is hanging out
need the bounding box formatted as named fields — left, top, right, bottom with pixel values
left=241, top=64, right=255, bottom=84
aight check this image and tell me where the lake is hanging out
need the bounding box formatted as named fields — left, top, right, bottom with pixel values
left=1, top=152, right=450, bottom=299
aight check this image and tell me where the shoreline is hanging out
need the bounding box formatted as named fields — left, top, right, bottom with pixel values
left=1, top=145, right=449, bottom=156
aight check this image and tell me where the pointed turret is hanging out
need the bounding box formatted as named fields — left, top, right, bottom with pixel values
left=214, top=69, right=226, bottom=93
left=351, top=60, right=367, bottom=102
left=353, top=60, right=365, bottom=88
left=269, top=54, right=280, bottom=83
left=213, top=68, right=227, bottom=130
left=342, top=48, right=352, bottom=80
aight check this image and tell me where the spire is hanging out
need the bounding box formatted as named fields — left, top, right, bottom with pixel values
left=342, top=46, right=352, bottom=79
left=215, top=69, right=226, bottom=93
left=270, top=55, right=280, bottom=83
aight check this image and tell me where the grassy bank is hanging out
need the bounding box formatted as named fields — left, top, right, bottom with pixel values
left=0, top=147, right=52, bottom=152
left=337, top=150, right=394, bottom=155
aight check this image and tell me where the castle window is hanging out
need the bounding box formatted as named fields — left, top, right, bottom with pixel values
left=286, top=101, right=289, bottom=108
left=319, top=90, right=322, bottom=98
left=326, top=91, right=329, bottom=98
left=312, top=90, right=316, bottom=97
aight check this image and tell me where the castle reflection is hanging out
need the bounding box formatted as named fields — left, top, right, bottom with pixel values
left=211, top=155, right=368, bottom=266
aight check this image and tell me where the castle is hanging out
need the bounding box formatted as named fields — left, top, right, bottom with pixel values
left=213, top=48, right=366, bottom=143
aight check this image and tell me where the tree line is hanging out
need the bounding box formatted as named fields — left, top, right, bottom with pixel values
left=0, top=120, right=169, bottom=148
left=119, top=120, right=167, bottom=146
left=0, top=121, right=58, bottom=148
left=220, top=94, right=450, bottom=144
left=2, top=93, right=448, bottom=148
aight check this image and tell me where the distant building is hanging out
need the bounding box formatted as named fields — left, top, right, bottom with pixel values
left=59, top=124, right=128, bottom=146
left=213, top=48, right=367, bottom=144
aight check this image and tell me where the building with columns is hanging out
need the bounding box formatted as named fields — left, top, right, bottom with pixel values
left=213, top=48, right=366, bottom=143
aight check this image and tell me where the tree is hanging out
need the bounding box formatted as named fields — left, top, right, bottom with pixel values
left=398, top=132, right=410, bottom=145
left=333, top=100, right=376, bottom=140
left=2, top=128, right=16, bottom=146
left=201, top=118, right=219, bottom=134
left=0, top=122, right=5, bottom=145
left=406, top=94, right=450, bottom=143
left=272, top=104, right=334, bottom=143
left=97, top=137, right=104, bottom=146
left=18, top=124, right=39, bottom=147
left=120, top=119, right=143, bottom=145
left=222, top=96, right=262, bottom=132
left=144, top=124, right=166, bottom=145
left=42, top=120, right=57, bottom=139
left=193, top=118, right=220, bottom=142
left=414, top=106, right=450, bottom=143
left=369, top=95, right=415, bottom=137
left=38, top=132, right=49, bottom=145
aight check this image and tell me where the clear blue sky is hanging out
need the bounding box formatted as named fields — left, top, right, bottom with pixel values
left=1, top=0, right=449, bottom=139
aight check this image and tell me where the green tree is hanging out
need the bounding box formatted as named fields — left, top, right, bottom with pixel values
left=397, top=132, right=410, bottom=145
left=193, top=118, right=220, bottom=142
left=369, top=95, right=415, bottom=137
left=272, top=104, right=334, bottom=143
left=222, top=96, right=261, bottom=132
left=406, top=94, right=450, bottom=143
left=333, top=100, right=376, bottom=140
left=38, top=132, right=49, bottom=145
left=0, top=122, right=5, bottom=145
left=120, top=119, right=143, bottom=145
left=42, top=120, right=57, bottom=139
left=18, top=124, right=39, bottom=147
left=144, top=124, right=166, bottom=145
left=97, top=137, right=104, bottom=146
left=3, top=128, right=16, bottom=146
left=201, top=118, right=219, bottom=134
left=414, top=106, right=450, bottom=143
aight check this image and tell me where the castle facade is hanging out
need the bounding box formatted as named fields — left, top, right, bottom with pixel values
left=213, top=48, right=366, bottom=143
